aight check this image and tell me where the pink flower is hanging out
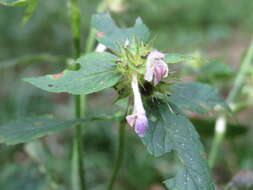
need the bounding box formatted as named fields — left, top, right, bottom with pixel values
left=126, top=113, right=148, bottom=137
left=144, top=50, right=168, bottom=85
left=126, top=73, right=148, bottom=137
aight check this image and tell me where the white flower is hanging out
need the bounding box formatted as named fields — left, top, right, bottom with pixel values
left=126, top=73, right=148, bottom=137
left=144, top=50, right=168, bottom=85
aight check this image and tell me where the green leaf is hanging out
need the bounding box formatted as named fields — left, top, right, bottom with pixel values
left=0, top=115, right=119, bottom=145
left=0, top=0, right=27, bottom=6
left=200, top=61, right=233, bottom=77
left=23, top=52, right=121, bottom=95
left=0, top=117, right=78, bottom=145
left=198, top=61, right=234, bottom=82
left=165, top=53, right=194, bottom=64
left=142, top=102, right=215, bottom=190
left=167, top=82, right=229, bottom=114
left=92, top=13, right=150, bottom=51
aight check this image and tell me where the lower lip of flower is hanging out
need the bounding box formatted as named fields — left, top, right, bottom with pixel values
left=134, top=114, right=148, bottom=137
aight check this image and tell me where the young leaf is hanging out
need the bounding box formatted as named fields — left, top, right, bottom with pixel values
left=164, top=53, right=194, bottom=64
left=0, top=0, right=27, bottom=6
left=92, top=13, right=150, bottom=51
left=167, top=82, right=229, bottom=114
left=23, top=52, right=121, bottom=95
left=142, top=101, right=215, bottom=190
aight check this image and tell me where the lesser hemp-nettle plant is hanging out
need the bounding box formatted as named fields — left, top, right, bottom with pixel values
left=0, top=1, right=231, bottom=190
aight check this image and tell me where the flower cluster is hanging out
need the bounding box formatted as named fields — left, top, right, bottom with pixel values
left=126, top=50, right=169, bottom=137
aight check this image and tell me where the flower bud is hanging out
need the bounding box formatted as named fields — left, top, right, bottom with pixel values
left=144, top=50, right=168, bottom=85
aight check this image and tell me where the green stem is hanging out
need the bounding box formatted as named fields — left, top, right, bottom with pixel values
left=107, top=119, right=126, bottom=190
left=208, top=39, right=253, bottom=168
left=69, top=0, right=86, bottom=190
left=72, top=96, right=86, bottom=190
left=70, top=0, right=81, bottom=58
left=227, top=39, right=253, bottom=103
left=70, top=1, right=109, bottom=188
left=84, top=0, right=108, bottom=54
left=208, top=115, right=226, bottom=168
left=85, top=29, right=96, bottom=54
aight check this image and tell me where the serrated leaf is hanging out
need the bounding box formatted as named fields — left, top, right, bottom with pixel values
left=165, top=54, right=194, bottom=64
left=142, top=102, right=215, bottom=190
left=0, top=115, right=119, bottom=145
left=23, top=52, right=121, bottom=95
left=167, top=82, right=228, bottom=114
left=0, top=0, right=27, bottom=6
left=92, top=13, right=150, bottom=51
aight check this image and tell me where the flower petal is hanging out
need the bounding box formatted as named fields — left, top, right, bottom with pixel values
left=144, top=59, right=154, bottom=82
left=153, top=61, right=169, bottom=85
left=126, top=114, right=137, bottom=127
left=134, top=114, right=148, bottom=137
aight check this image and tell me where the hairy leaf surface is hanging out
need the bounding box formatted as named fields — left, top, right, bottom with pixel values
left=92, top=13, right=150, bottom=51
left=167, top=82, right=228, bottom=114
left=24, top=52, right=121, bottom=95
left=142, top=102, right=215, bottom=190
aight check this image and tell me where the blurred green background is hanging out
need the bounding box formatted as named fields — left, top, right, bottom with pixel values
left=1, top=0, right=253, bottom=189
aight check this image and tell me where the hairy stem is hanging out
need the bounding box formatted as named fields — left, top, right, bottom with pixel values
left=69, top=0, right=86, bottom=189
left=107, top=119, right=126, bottom=190
left=208, top=39, right=253, bottom=168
